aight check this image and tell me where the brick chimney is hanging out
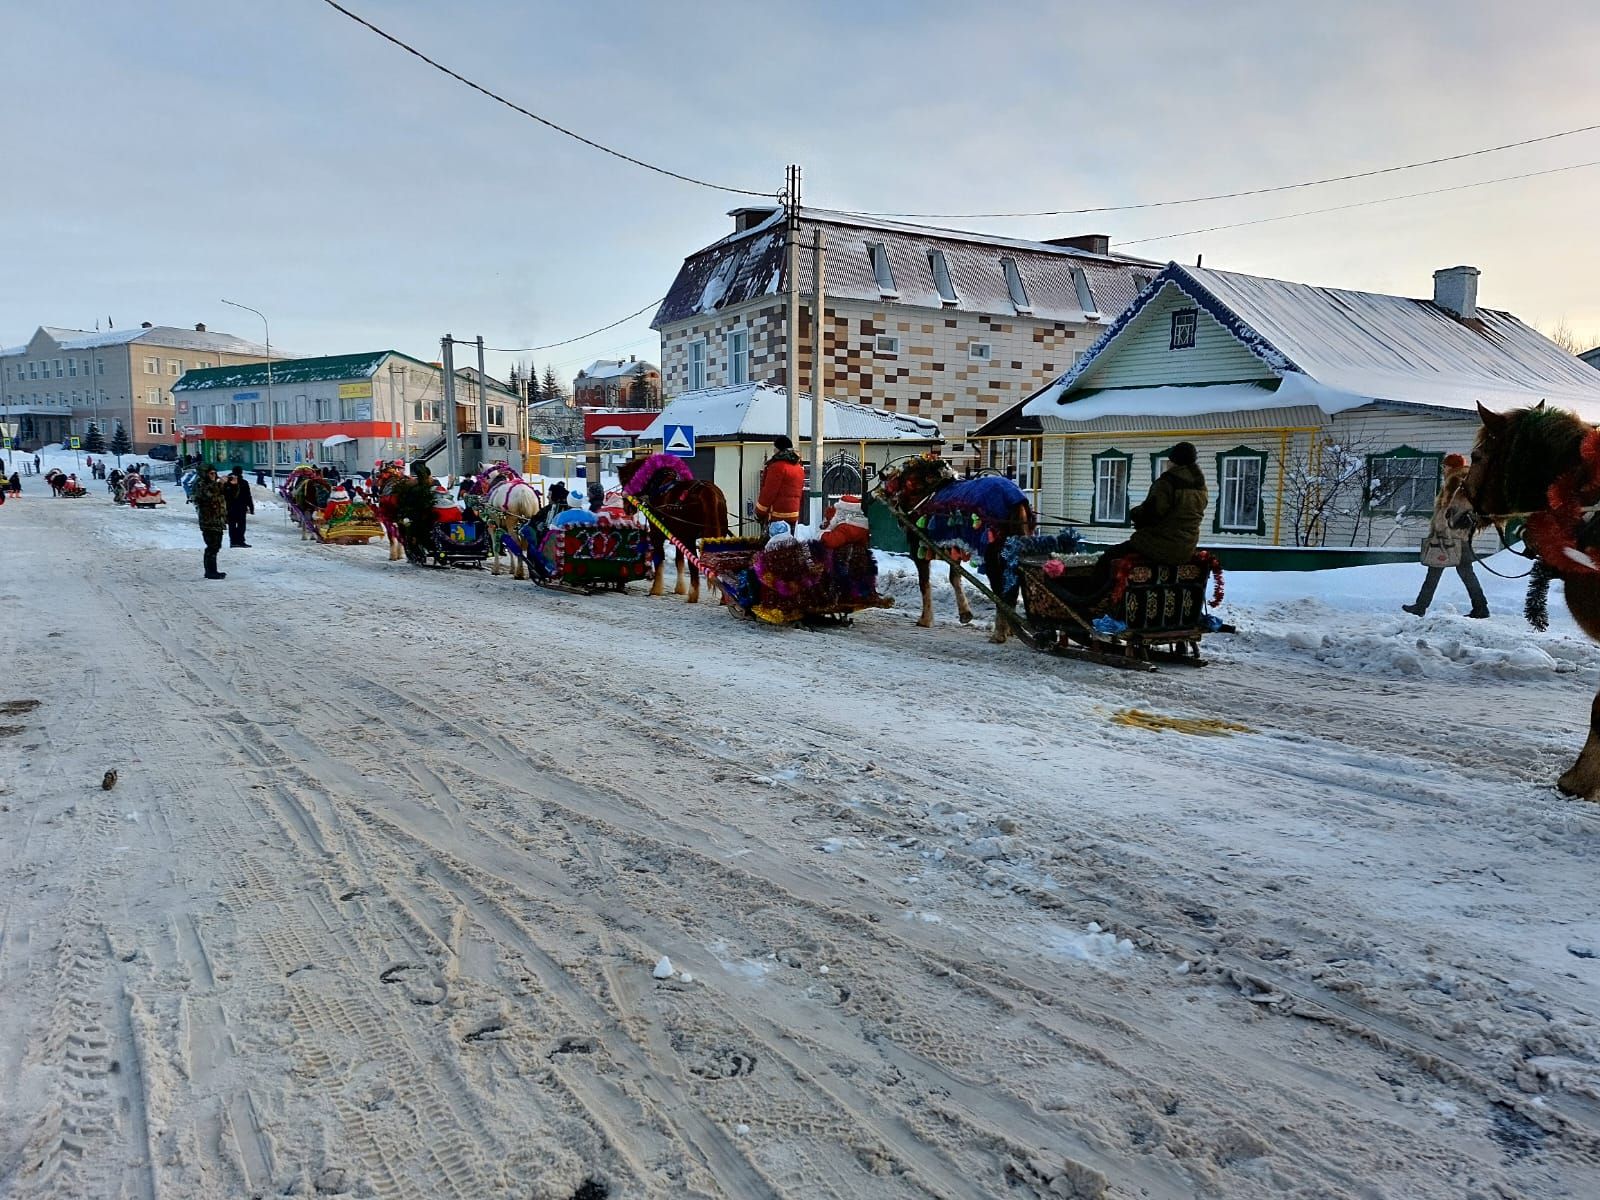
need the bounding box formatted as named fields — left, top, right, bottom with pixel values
left=194, top=322, right=206, bottom=332
left=1432, top=266, right=1480, bottom=320
left=1047, top=234, right=1111, bottom=256
left=728, top=205, right=779, bottom=233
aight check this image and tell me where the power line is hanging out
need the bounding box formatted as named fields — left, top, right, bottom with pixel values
left=1118, top=158, right=1600, bottom=247
left=319, top=0, right=773, bottom=198
left=845, top=122, right=1600, bottom=220
left=480, top=299, right=663, bottom=354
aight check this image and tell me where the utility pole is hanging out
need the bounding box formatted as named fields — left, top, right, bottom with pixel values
left=476, top=335, right=491, bottom=470
left=784, top=163, right=801, bottom=450
left=809, top=227, right=826, bottom=528
left=442, top=335, right=458, bottom=481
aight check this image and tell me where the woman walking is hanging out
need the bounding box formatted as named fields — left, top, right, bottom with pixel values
left=1403, top=453, right=1488, bottom=619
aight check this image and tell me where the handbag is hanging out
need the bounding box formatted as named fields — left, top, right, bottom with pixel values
left=1421, top=532, right=1454, bottom=568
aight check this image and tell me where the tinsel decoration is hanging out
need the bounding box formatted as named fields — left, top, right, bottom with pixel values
left=1192, top=549, right=1226, bottom=607
left=621, top=452, right=694, bottom=499
left=1000, top=530, right=1085, bottom=594
left=1525, top=428, right=1600, bottom=577
left=1525, top=561, right=1556, bottom=632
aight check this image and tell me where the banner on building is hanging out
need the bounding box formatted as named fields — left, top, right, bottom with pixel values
left=339, top=382, right=374, bottom=400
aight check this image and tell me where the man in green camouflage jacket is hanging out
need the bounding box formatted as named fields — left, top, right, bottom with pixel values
left=193, top=464, right=228, bottom=580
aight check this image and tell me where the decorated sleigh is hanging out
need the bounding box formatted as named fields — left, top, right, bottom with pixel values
left=702, top=534, right=894, bottom=626
left=1013, top=539, right=1231, bottom=669
left=280, top=466, right=384, bottom=545
left=124, top=475, right=165, bottom=508
left=500, top=511, right=653, bottom=592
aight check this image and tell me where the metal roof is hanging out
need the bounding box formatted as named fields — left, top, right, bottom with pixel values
left=653, top=208, right=1159, bottom=329
left=3, top=324, right=275, bottom=358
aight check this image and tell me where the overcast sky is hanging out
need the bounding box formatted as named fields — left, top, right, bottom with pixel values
left=4, top=0, right=1598, bottom=379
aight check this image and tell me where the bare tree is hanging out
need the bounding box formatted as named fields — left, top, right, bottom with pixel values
left=1543, top=319, right=1599, bottom=356
left=1280, top=425, right=1434, bottom=547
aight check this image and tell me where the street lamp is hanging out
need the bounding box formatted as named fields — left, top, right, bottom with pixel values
left=220, top=299, right=274, bottom=478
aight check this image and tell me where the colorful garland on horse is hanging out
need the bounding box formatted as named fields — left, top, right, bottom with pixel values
left=1524, top=426, right=1600, bottom=577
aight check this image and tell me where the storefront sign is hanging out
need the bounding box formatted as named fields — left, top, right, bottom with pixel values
left=339, top=382, right=374, bottom=400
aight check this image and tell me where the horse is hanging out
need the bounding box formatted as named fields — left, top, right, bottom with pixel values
left=460, top=462, right=544, bottom=578
left=877, top=455, right=1036, bottom=643
left=1466, top=400, right=1600, bottom=799
left=44, top=468, right=66, bottom=498
left=616, top=453, right=730, bottom=603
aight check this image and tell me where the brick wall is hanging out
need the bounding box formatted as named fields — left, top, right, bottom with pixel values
left=660, top=299, right=1093, bottom=458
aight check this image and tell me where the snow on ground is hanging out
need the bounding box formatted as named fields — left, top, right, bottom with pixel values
left=2, top=494, right=1599, bottom=1199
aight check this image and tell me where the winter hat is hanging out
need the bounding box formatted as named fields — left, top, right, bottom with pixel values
left=1169, top=442, right=1198, bottom=467
left=1443, top=453, right=1468, bottom=471
left=773, top=435, right=793, bottom=452
left=328, top=485, right=349, bottom=502
left=767, top=520, right=792, bottom=537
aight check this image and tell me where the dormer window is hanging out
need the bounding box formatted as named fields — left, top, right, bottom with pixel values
left=1070, top=265, right=1099, bottom=318
left=1170, top=309, right=1198, bottom=350
left=868, top=242, right=898, bottom=297
left=1000, top=256, right=1032, bottom=314
left=928, top=248, right=958, bottom=306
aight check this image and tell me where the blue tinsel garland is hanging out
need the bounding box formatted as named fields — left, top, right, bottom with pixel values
left=1000, top=530, right=1086, bottom=595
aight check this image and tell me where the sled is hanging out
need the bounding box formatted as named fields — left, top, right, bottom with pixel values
left=500, top=516, right=652, bottom=592
left=1016, top=553, right=1233, bottom=671
left=413, top=518, right=491, bottom=568
left=704, top=536, right=894, bottom=627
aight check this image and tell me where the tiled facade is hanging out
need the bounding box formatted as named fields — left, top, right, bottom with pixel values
left=659, top=298, right=1090, bottom=458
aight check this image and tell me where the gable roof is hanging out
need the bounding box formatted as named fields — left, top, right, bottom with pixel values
left=982, top=262, right=1600, bottom=432
left=652, top=208, right=1159, bottom=329
left=577, top=358, right=657, bottom=381
left=638, top=384, right=941, bottom=443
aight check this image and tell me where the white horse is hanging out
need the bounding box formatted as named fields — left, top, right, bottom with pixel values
left=466, top=463, right=544, bottom=579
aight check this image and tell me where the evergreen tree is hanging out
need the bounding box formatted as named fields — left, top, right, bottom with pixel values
left=631, top=374, right=657, bottom=409
left=526, top=363, right=543, bottom=406
left=109, top=422, right=132, bottom=462
left=541, top=366, right=567, bottom=405
left=84, top=422, right=107, bottom=454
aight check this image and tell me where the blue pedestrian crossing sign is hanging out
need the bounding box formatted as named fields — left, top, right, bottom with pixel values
left=1, top=437, right=11, bottom=450
left=663, top=423, right=695, bottom=458
left=69, top=436, right=82, bottom=450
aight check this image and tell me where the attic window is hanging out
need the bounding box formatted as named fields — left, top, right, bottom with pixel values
left=1070, top=265, right=1098, bottom=317
left=1000, top=256, right=1032, bottom=314
left=928, top=249, right=959, bottom=306
left=1170, top=308, right=1198, bottom=350
left=868, top=242, right=898, bottom=297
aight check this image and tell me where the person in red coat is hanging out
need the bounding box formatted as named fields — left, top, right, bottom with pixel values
left=756, top=435, right=805, bottom=532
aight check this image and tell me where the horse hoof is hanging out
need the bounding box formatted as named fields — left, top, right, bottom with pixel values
left=916, top=616, right=933, bottom=629
left=1557, top=769, right=1600, bottom=800
left=958, top=612, right=974, bottom=625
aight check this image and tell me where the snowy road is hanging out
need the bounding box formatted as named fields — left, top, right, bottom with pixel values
left=2, top=490, right=1599, bottom=1199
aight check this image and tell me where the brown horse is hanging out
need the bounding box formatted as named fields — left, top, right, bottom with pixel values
left=616, top=454, right=730, bottom=603
left=1466, top=401, right=1600, bottom=798
left=877, top=455, right=1036, bottom=642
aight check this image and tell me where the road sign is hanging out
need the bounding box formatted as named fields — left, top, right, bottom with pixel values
left=663, top=423, right=695, bottom=458
left=69, top=436, right=82, bottom=450
left=1, top=437, right=12, bottom=450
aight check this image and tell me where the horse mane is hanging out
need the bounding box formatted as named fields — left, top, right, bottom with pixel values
left=1501, top=406, right=1588, bottom=513
left=620, top=452, right=693, bottom=498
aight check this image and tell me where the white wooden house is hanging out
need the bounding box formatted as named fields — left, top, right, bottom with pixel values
left=970, top=263, right=1600, bottom=553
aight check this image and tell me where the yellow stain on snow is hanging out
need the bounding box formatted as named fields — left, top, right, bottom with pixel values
left=1111, top=709, right=1254, bottom=737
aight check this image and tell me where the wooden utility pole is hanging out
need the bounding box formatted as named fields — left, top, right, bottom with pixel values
left=441, top=335, right=458, bottom=481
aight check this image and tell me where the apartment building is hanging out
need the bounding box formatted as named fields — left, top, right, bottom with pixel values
left=652, top=207, right=1159, bottom=461
left=171, top=351, right=519, bottom=473
left=0, top=322, right=275, bottom=451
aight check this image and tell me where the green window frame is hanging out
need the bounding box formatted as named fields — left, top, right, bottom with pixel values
left=1091, top=448, right=1132, bottom=527
left=1365, top=445, right=1442, bottom=517
left=1213, top=445, right=1269, bottom=535
left=1149, top=445, right=1182, bottom=481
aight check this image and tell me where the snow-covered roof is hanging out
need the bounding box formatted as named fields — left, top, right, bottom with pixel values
left=2, top=324, right=276, bottom=358
left=577, top=358, right=656, bottom=381
left=638, top=385, right=941, bottom=444
left=653, top=208, right=1159, bottom=329
left=988, top=262, right=1600, bottom=433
